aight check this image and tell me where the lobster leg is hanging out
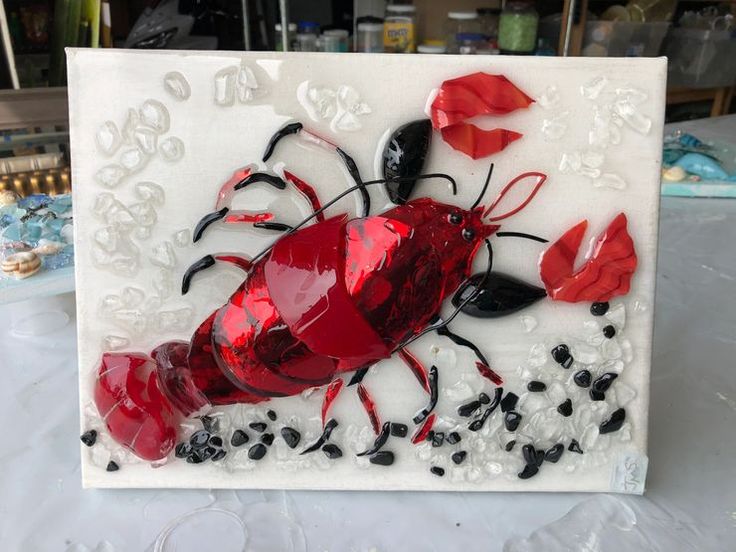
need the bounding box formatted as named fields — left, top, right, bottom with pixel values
left=263, top=121, right=371, bottom=217
left=436, top=324, right=503, bottom=386
left=182, top=253, right=252, bottom=294
left=193, top=170, right=291, bottom=242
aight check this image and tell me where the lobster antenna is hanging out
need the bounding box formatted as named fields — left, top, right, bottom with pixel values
left=396, top=239, right=493, bottom=350
left=470, top=163, right=494, bottom=211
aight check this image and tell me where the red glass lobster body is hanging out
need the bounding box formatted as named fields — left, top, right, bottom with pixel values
left=187, top=198, right=496, bottom=405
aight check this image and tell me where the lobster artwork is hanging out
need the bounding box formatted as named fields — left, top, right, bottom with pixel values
left=92, top=72, right=638, bottom=468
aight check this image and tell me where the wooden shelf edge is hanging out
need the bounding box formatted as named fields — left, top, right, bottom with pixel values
left=0, top=87, right=68, bottom=129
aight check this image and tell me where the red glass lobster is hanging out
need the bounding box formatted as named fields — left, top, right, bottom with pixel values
left=93, top=74, right=637, bottom=461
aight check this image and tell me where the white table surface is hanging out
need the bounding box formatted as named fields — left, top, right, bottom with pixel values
left=2, top=123, right=736, bottom=550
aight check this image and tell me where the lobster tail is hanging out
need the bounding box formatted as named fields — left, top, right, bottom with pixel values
left=539, top=213, right=637, bottom=303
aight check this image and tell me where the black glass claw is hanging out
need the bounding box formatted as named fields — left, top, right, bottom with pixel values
left=253, top=221, right=294, bottom=232
left=383, top=119, right=432, bottom=204
left=262, top=122, right=303, bottom=162
left=452, top=272, right=547, bottom=319
left=234, top=172, right=287, bottom=191
left=337, top=147, right=370, bottom=217
left=182, top=254, right=216, bottom=295
left=193, top=207, right=228, bottom=243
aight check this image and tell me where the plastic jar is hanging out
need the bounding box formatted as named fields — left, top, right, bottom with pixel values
left=445, top=11, right=481, bottom=53
left=275, top=22, right=297, bottom=51
left=384, top=4, right=416, bottom=53
left=417, top=43, right=447, bottom=54
left=477, top=8, right=501, bottom=42
left=295, top=33, right=317, bottom=52
left=357, top=22, right=384, bottom=53
left=323, top=29, right=349, bottom=52
left=498, top=2, right=538, bottom=54
left=456, top=33, right=486, bottom=54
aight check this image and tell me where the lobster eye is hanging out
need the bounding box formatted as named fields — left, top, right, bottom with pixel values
left=449, top=213, right=463, bottom=225
left=462, top=228, right=476, bottom=242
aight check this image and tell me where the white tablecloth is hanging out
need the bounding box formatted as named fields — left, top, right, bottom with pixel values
left=2, top=119, right=735, bottom=550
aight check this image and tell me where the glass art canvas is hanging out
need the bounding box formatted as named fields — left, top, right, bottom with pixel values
left=68, top=50, right=665, bottom=492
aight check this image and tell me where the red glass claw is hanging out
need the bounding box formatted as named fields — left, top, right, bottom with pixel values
left=430, top=73, right=534, bottom=130
left=94, top=353, right=179, bottom=461
left=321, top=379, right=344, bottom=427
left=475, top=362, right=503, bottom=386
left=411, top=413, right=436, bottom=444
left=357, top=383, right=381, bottom=434
left=430, top=73, right=533, bottom=160
left=539, top=213, right=637, bottom=303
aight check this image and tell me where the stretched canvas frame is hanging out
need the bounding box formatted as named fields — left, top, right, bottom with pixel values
left=68, top=49, right=664, bottom=491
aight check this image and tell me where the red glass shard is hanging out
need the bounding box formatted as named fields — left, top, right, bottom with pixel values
left=216, top=166, right=252, bottom=209
left=430, top=73, right=534, bottom=130
left=321, top=378, right=344, bottom=426
left=265, top=214, right=391, bottom=361
left=411, top=413, right=436, bottom=444
left=398, top=348, right=430, bottom=392
left=94, top=352, right=179, bottom=461
left=440, top=124, right=523, bottom=160
left=188, top=313, right=270, bottom=406
left=539, top=213, right=637, bottom=302
left=285, top=170, right=325, bottom=222
left=224, top=212, right=273, bottom=224
left=152, top=340, right=210, bottom=416
left=357, top=383, right=381, bottom=435
left=213, top=254, right=252, bottom=271
left=476, top=361, right=503, bottom=386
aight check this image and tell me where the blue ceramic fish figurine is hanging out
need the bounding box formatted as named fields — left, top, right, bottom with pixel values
left=674, top=152, right=736, bottom=181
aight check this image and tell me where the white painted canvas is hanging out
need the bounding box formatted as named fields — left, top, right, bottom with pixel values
left=68, top=49, right=664, bottom=491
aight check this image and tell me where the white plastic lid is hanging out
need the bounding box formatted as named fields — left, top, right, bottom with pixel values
left=324, top=29, right=349, bottom=37
left=357, top=22, right=385, bottom=32
left=387, top=5, right=416, bottom=13
left=448, top=11, right=478, bottom=20
left=418, top=44, right=447, bottom=54
left=275, top=23, right=298, bottom=31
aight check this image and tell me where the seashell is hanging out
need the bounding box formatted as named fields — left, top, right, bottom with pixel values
left=0, top=190, right=19, bottom=206
left=662, top=166, right=686, bottom=182
left=32, top=241, right=64, bottom=255
left=1, top=251, right=41, bottom=279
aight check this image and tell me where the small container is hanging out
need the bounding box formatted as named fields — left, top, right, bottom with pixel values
left=298, top=21, right=320, bottom=36
left=477, top=8, right=501, bottom=42
left=384, top=4, right=416, bottom=53
left=417, top=43, right=447, bottom=54
left=296, top=33, right=317, bottom=52
left=323, top=28, right=349, bottom=52
left=275, top=22, right=297, bottom=51
left=445, top=11, right=481, bottom=53
left=357, top=22, right=384, bottom=53
left=456, top=32, right=486, bottom=54
left=498, top=1, right=538, bottom=54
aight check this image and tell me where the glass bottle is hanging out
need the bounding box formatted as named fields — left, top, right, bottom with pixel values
left=498, top=2, right=538, bottom=55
